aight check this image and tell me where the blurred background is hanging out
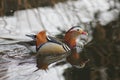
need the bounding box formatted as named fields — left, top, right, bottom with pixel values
left=0, top=0, right=120, bottom=80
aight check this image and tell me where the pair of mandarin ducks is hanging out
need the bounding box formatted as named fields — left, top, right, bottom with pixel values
left=28, top=26, right=89, bottom=70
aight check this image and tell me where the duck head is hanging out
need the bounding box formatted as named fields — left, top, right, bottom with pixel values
left=35, top=30, right=47, bottom=51
left=64, top=26, right=88, bottom=49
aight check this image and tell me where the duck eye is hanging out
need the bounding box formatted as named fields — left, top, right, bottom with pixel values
left=77, top=29, right=79, bottom=31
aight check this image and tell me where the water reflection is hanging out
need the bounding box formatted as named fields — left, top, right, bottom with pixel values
left=63, top=67, right=91, bottom=80
left=63, top=21, right=120, bottom=80
left=0, top=20, right=120, bottom=80
left=0, top=58, right=9, bottom=80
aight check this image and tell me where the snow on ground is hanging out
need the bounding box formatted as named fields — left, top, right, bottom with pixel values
left=0, top=0, right=119, bottom=44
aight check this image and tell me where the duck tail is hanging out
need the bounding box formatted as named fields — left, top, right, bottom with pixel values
left=26, top=34, right=36, bottom=40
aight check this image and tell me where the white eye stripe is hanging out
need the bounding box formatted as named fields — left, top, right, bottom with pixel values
left=70, top=27, right=83, bottom=32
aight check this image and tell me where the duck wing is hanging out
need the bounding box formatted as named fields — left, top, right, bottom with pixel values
left=37, top=42, right=70, bottom=55
left=36, top=42, right=71, bottom=70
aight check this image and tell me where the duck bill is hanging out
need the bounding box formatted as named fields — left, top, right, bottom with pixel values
left=81, top=31, right=88, bottom=35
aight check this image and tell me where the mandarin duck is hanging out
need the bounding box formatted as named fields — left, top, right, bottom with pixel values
left=64, top=26, right=89, bottom=68
left=35, top=30, right=71, bottom=70
left=29, top=26, right=88, bottom=70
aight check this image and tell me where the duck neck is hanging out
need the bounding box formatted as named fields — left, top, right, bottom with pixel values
left=64, top=37, right=76, bottom=49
